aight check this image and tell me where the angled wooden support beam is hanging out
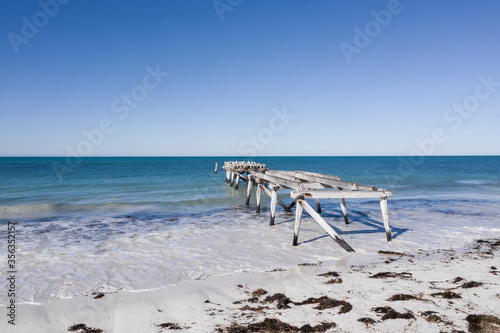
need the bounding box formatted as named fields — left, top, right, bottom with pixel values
left=380, top=196, right=392, bottom=241
left=287, top=199, right=297, bottom=212
left=259, top=183, right=271, bottom=196
left=277, top=198, right=290, bottom=212
left=300, top=200, right=355, bottom=252
left=292, top=199, right=304, bottom=246
left=259, top=184, right=289, bottom=212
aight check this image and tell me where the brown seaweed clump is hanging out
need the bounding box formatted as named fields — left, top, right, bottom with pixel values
left=263, top=293, right=291, bottom=309
left=358, top=317, right=376, bottom=326
left=252, top=288, right=268, bottom=297
left=67, top=324, right=103, bottom=333
left=293, top=296, right=352, bottom=314
left=317, top=271, right=339, bottom=277
left=387, top=294, right=418, bottom=301
left=431, top=291, right=462, bottom=299
left=461, top=281, right=483, bottom=288
left=466, top=314, right=500, bottom=333
left=225, top=318, right=336, bottom=333
left=155, top=322, right=182, bottom=330
left=324, top=278, right=343, bottom=284
left=93, top=292, right=105, bottom=299
left=372, top=306, right=415, bottom=320
left=378, top=250, right=409, bottom=256
left=421, top=311, right=442, bottom=323
left=239, top=305, right=268, bottom=312
left=369, top=272, right=412, bottom=279
left=298, top=262, right=322, bottom=267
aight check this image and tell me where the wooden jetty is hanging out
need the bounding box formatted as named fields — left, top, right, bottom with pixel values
left=221, top=161, right=393, bottom=252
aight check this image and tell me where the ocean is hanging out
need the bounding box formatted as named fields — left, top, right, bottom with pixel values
left=1, top=156, right=499, bottom=304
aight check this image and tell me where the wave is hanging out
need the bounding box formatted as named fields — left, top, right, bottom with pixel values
left=0, top=196, right=242, bottom=220
left=455, top=180, right=495, bottom=185
left=0, top=203, right=134, bottom=220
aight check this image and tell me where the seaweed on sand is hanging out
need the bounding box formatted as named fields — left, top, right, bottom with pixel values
left=293, top=296, right=352, bottom=314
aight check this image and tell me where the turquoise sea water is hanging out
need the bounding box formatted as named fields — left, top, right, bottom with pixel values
left=0, top=156, right=499, bottom=303
left=1, top=156, right=499, bottom=219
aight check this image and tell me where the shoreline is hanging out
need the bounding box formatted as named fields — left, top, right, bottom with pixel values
left=6, top=195, right=500, bottom=306
left=3, top=238, right=499, bottom=333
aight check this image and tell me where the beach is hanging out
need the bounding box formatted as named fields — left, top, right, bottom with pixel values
left=1, top=157, right=499, bottom=332
left=3, top=237, right=499, bottom=332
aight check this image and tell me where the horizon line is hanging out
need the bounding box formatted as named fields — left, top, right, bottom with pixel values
left=0, top=154, right=499, bottom=158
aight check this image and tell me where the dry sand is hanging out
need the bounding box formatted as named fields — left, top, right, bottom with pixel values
left=4, top=238, right=499, bottom=333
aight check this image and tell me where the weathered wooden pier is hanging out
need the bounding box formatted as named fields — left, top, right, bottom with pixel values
left=221, top=161, right=393, bottom=252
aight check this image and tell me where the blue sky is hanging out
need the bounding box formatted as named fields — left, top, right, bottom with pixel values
left=1, top=0, right=499, bottom=156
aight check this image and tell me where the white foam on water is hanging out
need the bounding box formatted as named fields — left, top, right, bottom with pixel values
left=455, top=179, right=495, bottom=185
left=0, top=198, right=498, bottom=305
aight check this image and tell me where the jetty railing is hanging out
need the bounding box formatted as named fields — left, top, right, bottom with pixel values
left=221, top=161, right=393, bottom=252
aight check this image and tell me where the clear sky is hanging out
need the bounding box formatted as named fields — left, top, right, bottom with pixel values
left=1, top=0, right=499, bottom=156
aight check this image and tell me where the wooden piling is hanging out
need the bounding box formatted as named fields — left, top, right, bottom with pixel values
left=270, top=186, right=278, bottom=226
left=230, top=172, right=234, bottom=187
left=215, top=162, right=218, bottom=174
left=255, top=182, right=262, bottom=213
left=337, top=187, right=349, bottom=224
left=235, top=174, right=240, bottom=189
left=340, top=198, right=349, bottom=224
left=292, top=199, right=304, bottom=246
left=245, top=176, right=253, bottom=205
left=379, top=196, right=392, bottom=241
left=225, top=170, right=230, bottom=183
left=315, top=198, right=321, bottom=214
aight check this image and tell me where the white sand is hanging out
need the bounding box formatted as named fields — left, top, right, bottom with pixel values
left=3, top=238, right=499, bottom=333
